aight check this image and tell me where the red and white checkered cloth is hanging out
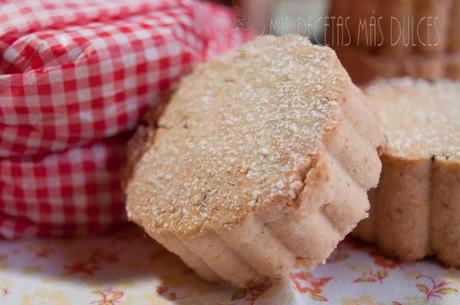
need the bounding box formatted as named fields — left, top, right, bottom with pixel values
left=0, top=0, right=252, bottom=238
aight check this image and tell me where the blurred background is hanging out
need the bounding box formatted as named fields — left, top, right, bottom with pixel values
left=210, top=0, right=460, bottom=83
left=213, top=0, right=329, bottom=42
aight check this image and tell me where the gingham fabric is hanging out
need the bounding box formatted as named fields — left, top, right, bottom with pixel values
left=0, top=0, right=251, bottom=238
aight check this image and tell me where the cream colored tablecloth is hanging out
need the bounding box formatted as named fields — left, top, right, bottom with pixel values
left=0, top=227, right=458, bottom=305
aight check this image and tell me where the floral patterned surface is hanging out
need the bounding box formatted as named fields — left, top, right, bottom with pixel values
left=0, top=227, right=458, bottom=305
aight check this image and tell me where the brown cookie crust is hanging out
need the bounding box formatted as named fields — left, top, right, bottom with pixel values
left=126, top=35, right=383, bottom=286
left=354, top=79, right=460, bottom=267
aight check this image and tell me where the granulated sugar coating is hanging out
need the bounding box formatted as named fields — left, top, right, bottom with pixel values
left=126, top=35, right=349, bottom=235
left=355, top=79, right=460, bottom=268
left=366, top=78, right=460, bottom=160
left=125, top=35, right=383, bottom=286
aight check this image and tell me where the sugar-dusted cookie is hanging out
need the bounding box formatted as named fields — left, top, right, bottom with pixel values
left=126, top=35, right=383, bottom=287
left=355, top=78, right=460, bottom=266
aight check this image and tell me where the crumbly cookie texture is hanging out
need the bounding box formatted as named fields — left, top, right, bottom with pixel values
left=126, top=35, right=383, bottom=287
left=354, top=78, right=460, bottom=267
